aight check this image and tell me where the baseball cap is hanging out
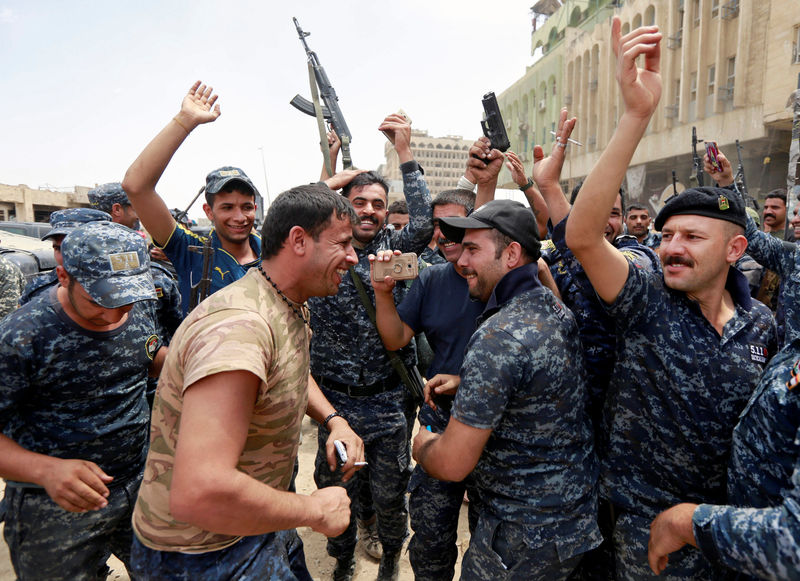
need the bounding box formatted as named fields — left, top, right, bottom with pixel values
left=61, top=221, right=156, bottom=308
left=655, top=186, right=746, bottom=231
left=439, top=199, right=541, bottom=258
left=205, top=166, right=259, bottom=195
left=87, top=183, right=131, bottom=214
left=43, top=208, right=112, bottom=241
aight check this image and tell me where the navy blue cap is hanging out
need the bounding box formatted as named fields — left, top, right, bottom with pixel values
left=43, top=208, right=112, bottom=241
left=61, top=221, right=156, bottom=308
left=88, top=183, right=131, bottom=214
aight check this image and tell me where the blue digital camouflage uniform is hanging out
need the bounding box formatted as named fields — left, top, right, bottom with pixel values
left=602, top=262, right=777, bottom=580
left=0, top=288, right=160, bottom=580
left=642, top=231, right=662, bottom=249
left=396, top=262, right=485, bottom=580
left=18, top=268, right=58, bottom=305
left=741, top=208, right=799, bottom=347
left=690, top=338, right=800, bottom=580
left=310, top=160, right=433, bottom=561
left=156, top=225, right=261, bottom=316
left=419, top=245, right=447, bottom=267
left=541, top=216, right=661, bottom=448
left=0, top=253, right=25, bottom=318
left=452, top=263, right=601, bottom=581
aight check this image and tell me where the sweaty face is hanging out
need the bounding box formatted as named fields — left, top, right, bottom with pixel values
left=387, top=213, right=409, bottom=231
left=625, top=209, right=651, bottom=239
left=658, top=215, right=740, bottom=295
left=605, top=194, right=624, bottom=243
left=304, top=215, right=359, bottom=299
left=204, top=190, right=256, bottom=245
left=456, top=228, right=506, bottom=303
left=432, top=203, right=468, bottom=264
left=347, top=184, right=388, bottom=244
left=762, top=198, right=787, bottom=229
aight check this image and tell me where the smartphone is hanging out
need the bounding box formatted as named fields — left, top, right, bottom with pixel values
left=371, top=252, right=419, bottom=282
left=706, top=141, right=722, bottom=173
left=382, top=109, right=412, bottom=144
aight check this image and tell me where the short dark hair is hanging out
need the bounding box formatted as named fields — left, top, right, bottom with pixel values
left=387, top=200, right=408, bottom=215
left=765, top=188, right=787, bottom=205
left=570, top=180, right=625, bottom=210
left=491, top=229, right=537, bottom=263
left=626, top=203, right=649, bottom=216
left=261, top=184, right=357, bottom=260
left=432, top=189, right=476, bottom=215
left=205, top=181, right=256, bottom=207
left=341, top=171, right=389, bottom=199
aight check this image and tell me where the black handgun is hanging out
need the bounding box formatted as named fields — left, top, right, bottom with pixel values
left=479, top=92, right=511, bottom=153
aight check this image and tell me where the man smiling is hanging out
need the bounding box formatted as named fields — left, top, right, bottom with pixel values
left=122, top=81, right=262, bottom=315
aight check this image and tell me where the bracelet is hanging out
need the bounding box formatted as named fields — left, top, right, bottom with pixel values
left=323, top=411, right=342, bottom=429
left=172, top=116, right=191, bottom=135
left=519, top=178, right=535, bottom=191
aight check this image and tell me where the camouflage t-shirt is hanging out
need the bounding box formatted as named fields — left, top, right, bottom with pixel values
left=132, top=268, right=312, bottom=553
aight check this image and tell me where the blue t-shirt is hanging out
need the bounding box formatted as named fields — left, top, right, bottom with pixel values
left=0, top=287, right=159, bottom=482
left=396, top=262, right=484, bottom=378
left=159, top=224, right=261, bottom=316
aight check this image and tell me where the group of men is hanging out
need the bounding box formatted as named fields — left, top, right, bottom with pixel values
left=2, top=19, right=800, bottom=581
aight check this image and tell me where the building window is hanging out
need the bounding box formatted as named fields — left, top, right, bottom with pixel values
left=793, top=25, right=800, bottom=64
left=711, top=0, right=719, bottom=17
left=706, top=65, right=715, bottom=116
left=693, top=0, right=701, bottom=27
left=689, top=71, right=697, bottom=121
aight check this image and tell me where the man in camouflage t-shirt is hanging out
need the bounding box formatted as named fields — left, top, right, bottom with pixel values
left=0, top=221, right=163, bottom=580
left=130, top=184, right=366, bottom=580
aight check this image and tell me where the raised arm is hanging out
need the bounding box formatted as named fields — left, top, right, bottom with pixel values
left=531, top=107, right=577, bottom=227
left=565, top=20, right=662, bottom=304
left=122, top=81, right=221, bottom=246
left=369, top=251, right=416, bottom=351
left=506, top=150, right=549, bottom=239
left=466, top=137, right=504, bottom=210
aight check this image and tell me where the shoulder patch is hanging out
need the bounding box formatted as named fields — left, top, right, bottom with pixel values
left=145, top=335, right=159, bottom=360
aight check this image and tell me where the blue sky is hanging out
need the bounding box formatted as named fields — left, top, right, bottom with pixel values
left=1, top=1, right=537, bottom=217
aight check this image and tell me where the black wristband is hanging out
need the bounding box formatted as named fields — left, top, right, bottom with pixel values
left=323, top=411, right=342, bottom=429
left=519, top=178, right=535, bottom=191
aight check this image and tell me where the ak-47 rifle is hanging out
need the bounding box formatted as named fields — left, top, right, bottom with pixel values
left=691, top=126, right=705, bottom=187
left=188, top=235, right=214, bottom=311
left=672, top=170, right=678, bottom=197
left=290, top=17, right=353, bottom=173
left=733, top=139, right=757, bottom=210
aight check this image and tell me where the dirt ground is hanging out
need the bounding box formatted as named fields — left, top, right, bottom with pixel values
left=0, top=416, right=471, bottom=580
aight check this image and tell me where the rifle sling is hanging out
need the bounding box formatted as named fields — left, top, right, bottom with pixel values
left=348, top=266, right=420, bottom=397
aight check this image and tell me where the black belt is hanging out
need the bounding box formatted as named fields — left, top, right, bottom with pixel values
left=318, top=373, right=400, bottom=397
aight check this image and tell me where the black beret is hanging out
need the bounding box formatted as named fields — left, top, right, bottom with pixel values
left=654, top=186, right=746, bottom=231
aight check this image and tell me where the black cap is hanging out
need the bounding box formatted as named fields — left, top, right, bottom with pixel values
left=655, top=186, right=746, bottom=231
left=439, top=199, right=540, bottom=258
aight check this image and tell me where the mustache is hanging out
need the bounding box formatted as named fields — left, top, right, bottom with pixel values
left=664, top=255, right=695, bottom=267
left=461, top=268, right=477, bottom=277
left=437, top=237, right=455, bottom=245
left=358, top=216, right=378, bottom=226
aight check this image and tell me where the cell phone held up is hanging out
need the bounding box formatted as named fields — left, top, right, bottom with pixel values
left=706, top=141, right=723, bottom=173
left=371, top=252, right=419, bottom=282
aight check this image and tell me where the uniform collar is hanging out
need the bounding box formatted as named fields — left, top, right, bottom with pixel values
left=482, top=262, right=541, bottom=318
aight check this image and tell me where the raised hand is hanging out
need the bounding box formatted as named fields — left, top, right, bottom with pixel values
left=467, top=138, right=504, bottom=185
left=611, top=18, right=663, bottom=120
left=704, top=151, right=734, bottom=186
left=532, top=107, right=577, bottom=191
left=178, top=80, right=221, bottom=128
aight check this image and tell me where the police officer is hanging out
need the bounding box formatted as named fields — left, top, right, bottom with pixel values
left=19, top=207, right=111, bottom=305
left=566, top=21, right=777, bottom=579
left=371, top=186, right=481, bottom=581
left=413, top=199, right=601, bottom=580
left=310, top=113, right=433, bottom=581
left=122, top=82, right=262, bottom=315
left=0, top=221, right=163, bottom=580
left=89, top=183, right=182, bottom=345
